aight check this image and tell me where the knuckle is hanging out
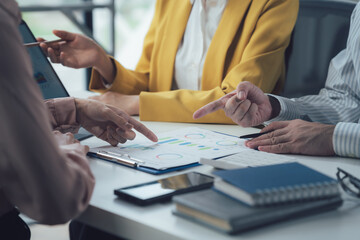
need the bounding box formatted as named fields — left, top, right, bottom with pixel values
left=267, top=122, right=275, bottom=128
left=293, top=119, right=303, bottom=124
left=224, top=108, right=231, bottom=117
left=242, top=81, right=250, bottom=87
left=277, top=144, right=287, bottom=153
left=267, top=131, right=275, bottom=138
left=243, top=99, right=250, bottom=105
left=251, top=103, right=258, bottom=112
left=103, top=108, right=112, bottom=116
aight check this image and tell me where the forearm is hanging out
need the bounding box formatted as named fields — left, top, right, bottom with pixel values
left=89, top=57, right=149, bottom=94
left=93, top=51, right=116, bottom=85
left=267, top=89, right=360, bottom=124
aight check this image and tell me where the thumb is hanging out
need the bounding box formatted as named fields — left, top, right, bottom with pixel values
left=236, top=82, right=253, bottom=100
left=53, top=30, right=76, bottom=41
left=36, top=37, right=46, bottom=42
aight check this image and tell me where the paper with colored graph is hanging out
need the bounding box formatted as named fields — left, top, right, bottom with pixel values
left=90, top=127, right=247, bottom=170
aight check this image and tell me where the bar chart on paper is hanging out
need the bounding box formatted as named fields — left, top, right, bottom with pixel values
left=91, top=127, right=247, bottom=170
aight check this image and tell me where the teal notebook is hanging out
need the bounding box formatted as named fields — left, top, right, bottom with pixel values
left=173, top=189, right=342, bottom=234
left=213, top=162, right=340, bottom=206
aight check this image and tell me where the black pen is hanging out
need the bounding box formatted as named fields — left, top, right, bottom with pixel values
left=239, top=131, right=272, bottom=139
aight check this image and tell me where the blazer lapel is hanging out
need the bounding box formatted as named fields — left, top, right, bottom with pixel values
left=157, top=1, right=192, bottom=91
left=201, top=0, right=252, bottom=90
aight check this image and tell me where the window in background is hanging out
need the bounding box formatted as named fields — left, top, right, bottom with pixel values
left=93, top=0, right=155, bottom=69
left=18, top=0, right=155, bottom=94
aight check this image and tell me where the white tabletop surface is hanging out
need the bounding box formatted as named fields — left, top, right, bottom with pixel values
left=77, top=120, right=360, bottom=240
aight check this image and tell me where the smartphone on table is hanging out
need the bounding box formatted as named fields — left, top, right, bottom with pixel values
left=114, top=172, right=214, bottom=206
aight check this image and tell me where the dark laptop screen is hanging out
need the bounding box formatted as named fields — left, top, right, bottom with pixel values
left=17, top=21, right=92, bottom=141
left=18, top=21, right=69, bottom=99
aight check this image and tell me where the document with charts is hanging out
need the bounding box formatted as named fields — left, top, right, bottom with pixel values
left=90, top=127, right=247, bottom=170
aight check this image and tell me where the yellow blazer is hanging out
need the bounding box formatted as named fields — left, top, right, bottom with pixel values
left=90, top=0, right=299, bottom=123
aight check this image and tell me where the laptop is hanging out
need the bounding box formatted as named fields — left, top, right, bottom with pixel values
left=18, top=20, right=92, bottom=140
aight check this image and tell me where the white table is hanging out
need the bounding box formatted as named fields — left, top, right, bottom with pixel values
left=77, top=120, right=360, bottom=240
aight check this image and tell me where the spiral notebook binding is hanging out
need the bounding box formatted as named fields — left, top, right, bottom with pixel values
left=253, top=182, right=340, bottom=206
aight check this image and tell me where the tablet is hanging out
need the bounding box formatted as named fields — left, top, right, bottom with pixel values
left=18, top=20, right=92, bottom=140
left=18, top=20, right=69, bottom=99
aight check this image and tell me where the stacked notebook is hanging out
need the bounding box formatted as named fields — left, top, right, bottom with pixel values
left=213, top=162, right=340, bottom=206
left=173, top=189, right=342, bottom=234
left=172, top=162, right=342, bottom=234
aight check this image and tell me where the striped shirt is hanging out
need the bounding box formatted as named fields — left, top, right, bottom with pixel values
left=269, top=2, right=360, bottom=158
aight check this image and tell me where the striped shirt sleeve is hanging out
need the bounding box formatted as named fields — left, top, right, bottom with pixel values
left=267, top=3, right=360, bottom=158
left=333, top=122, right=360, bottom=158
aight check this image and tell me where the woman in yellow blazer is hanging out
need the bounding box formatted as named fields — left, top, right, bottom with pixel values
left=42, top=0, right=298, bottom=124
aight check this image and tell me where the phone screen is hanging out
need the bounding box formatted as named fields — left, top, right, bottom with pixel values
left=114, top=172, right=213, bottom=205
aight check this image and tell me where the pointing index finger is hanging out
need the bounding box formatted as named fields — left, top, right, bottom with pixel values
left=128, top=118, right=158, bottom=142
left=193, top=92, right=236, bottom=119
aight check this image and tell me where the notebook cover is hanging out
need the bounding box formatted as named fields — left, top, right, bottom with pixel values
left=213, top=162, right=337, bottom=194
left=172, top=189, right=343, bottom=234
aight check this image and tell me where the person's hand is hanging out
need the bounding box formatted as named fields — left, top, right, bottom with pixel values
left=245, top=119, right=336, bottom=156
left=89, top=92, right=140, bottom=116
left=37, top=30, right=101, bottom=68
left=37, top=30, right=115, bottom=84
left=52, top=131, right=89, bottom=154
left=75, top=98, right=155, bottom=146
left=193, top=82, right=278, bottom=127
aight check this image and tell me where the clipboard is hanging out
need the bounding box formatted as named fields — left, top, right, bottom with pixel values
left=88, top=127, right=247, bottom=175
left=87, top=151, right=200, bottom=175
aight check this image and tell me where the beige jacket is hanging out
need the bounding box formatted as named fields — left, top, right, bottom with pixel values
left=0, top=0, right=94, bottom=224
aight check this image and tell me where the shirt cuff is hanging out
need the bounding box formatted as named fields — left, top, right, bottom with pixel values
left=264, top=94, right=298, bottom=125
left=45, top=97, right=80, bottom=133
left=265, top=94, right=311, bottom=125
left=333, top=122, right=360, bottom=158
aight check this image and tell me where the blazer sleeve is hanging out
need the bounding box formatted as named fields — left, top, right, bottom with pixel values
left=139, top=0, right=299, bottom=123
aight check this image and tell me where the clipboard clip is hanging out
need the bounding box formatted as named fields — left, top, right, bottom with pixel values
left=96, top=151, right=144, bottom=168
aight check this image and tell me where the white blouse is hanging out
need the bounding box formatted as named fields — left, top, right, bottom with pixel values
left=173, top=0, right=228, bottom=90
